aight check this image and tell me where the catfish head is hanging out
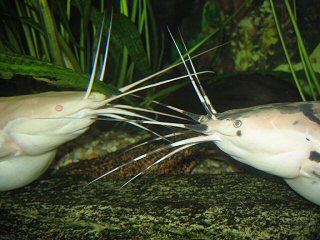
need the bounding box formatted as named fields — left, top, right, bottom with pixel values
left=0, top=91, right=107, bottom=191
left=0, top=91, right=107, bottom=155
left=198, top=102, right=320, bottom=179
left=122, top=101, right=320, bottom=205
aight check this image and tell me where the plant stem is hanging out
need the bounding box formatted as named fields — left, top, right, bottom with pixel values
left=270, top=0, right=306, bottom=101
left=37, top=0, right=63, bottom=65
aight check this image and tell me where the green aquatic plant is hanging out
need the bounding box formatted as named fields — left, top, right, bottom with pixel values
left=0, top=52, right=118, bottom=96
left=0, top=0, right=163, bottom=94
left=172, top=0, right=252, bottom=65
left=231, top=0, right=278, bottom=72
left=270, top=0, right=320, bottom=101
left=149, top=0, right=252, bottom=104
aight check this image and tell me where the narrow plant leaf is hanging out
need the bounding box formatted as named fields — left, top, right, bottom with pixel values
left=269, top=0, right=306, bottom=101
left=0, top=52, right=119, bottom=96
left=110, top=13, right=153, bottom=77
left=72, top=0, right=152, bottom=77
left=284, top=0, right=320, bottom=96
left=36, top=0, right=63, bottom=65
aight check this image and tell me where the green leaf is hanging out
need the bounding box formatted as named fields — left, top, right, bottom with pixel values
left=0, top=52, right=119, bottom=96
left=72, top=0, right=152, bottom=77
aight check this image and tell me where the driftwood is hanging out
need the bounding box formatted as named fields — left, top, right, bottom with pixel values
left=1, top=173, right=319, bottom=239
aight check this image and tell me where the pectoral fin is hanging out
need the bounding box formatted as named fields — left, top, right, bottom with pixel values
left=284, top=158, right=320, bottom=206
left=313, top=166, right=320, bottom=177
left=0, top=133, right=19, bottom=159
left=285, top=175, right=320, bottom=206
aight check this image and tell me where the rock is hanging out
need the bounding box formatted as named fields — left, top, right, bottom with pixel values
left=1, top=173, right=319, bottom=239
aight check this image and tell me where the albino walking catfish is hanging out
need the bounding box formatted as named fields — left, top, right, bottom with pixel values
left=0, top=21, right=210, bottom=191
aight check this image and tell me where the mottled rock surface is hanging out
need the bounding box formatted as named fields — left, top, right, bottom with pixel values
left=1, top=173, right=319, bottom=239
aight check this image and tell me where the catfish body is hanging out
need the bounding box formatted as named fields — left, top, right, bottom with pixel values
left=199, top=101, right=320, bottom=205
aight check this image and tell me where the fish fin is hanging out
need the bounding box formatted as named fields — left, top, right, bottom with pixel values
left=0, top=134, right=19, bottom=159
left=313, top=165, right=320, bottom=177
left=285, top=175, right=320, bottom=205
left=300, top=157, right=320, bottom=179
left=285, top=158, right=320, bottom=205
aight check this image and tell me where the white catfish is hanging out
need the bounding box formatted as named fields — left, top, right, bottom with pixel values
left=0, top=19, right=214, bottom=191
left=0, top=91, right=106, bottom=191
left=193, top=102, right=320, bottom=206
left=0, top=64, right=211, bottom=192
left=93, top=32, right=320, bottom=206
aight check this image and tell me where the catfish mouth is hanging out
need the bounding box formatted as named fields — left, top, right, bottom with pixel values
left=88, top=92, right=107, bottom=101
left=72, top=125, right=92, bottom=135
left=184, top=123, right=209, bottom=134
left=87, top=92, right=107, bottom=108
left=215, top=129, right=237, bottom=137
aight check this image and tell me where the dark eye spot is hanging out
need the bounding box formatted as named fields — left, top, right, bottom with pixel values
left=55, top=104, right=63, bottom=112
left=236, top=130, right=242, bottom=136
left=292, top=120, right=299, bottom=125
left=309, top=151, right=320, bottom=162
left=233, top=119, right=242, bottom=128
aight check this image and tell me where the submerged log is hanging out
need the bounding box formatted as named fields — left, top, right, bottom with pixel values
left=1, top=173, right=319, bottom=239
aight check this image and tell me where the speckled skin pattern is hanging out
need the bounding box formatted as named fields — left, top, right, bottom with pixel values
left=194, top=101, right=320, bottom=206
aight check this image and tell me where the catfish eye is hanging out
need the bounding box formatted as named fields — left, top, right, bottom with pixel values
left=233, top=119, right=242, bottom=128
left=55, top=104, right=63, bottom=112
